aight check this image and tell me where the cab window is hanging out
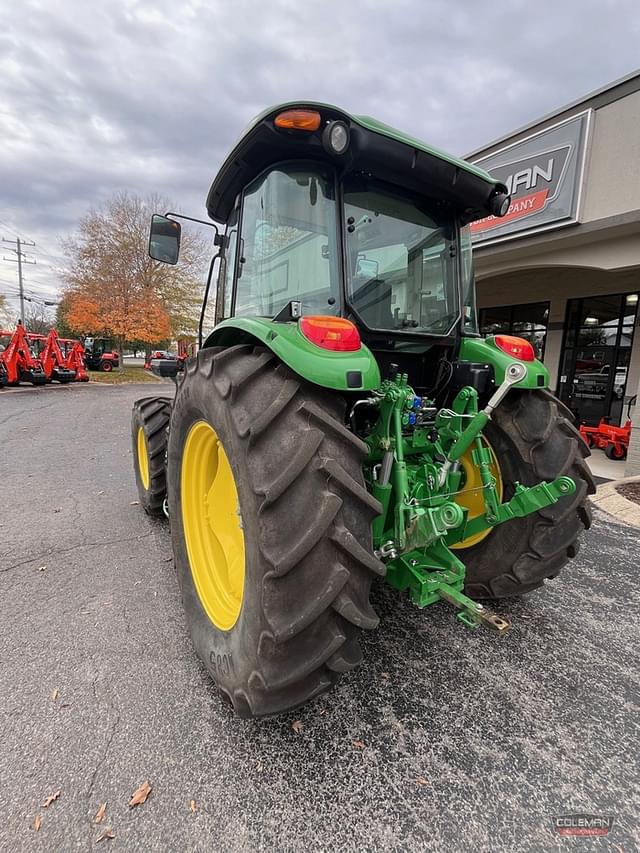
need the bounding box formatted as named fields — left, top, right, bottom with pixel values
left=234, top=164, right=340, bottom=318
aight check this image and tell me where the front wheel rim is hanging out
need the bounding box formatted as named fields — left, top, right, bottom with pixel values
left=137, top=427, right=150, bottom=490
left=181, top=420, right=245, bottom=631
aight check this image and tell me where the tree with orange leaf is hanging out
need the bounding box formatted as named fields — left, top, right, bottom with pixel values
left=64, top=295, right=103, bottom=335
left=61, top=192, right=207, bottom=361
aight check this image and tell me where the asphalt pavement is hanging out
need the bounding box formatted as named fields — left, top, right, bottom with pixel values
left=1, top=382, right=638, bottom=852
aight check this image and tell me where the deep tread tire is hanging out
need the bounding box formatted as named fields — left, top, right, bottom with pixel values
left=463, top=390, right=596, bottom=599
left=167, top=345, right=384, bottom=718
left=132, top=396, right=172, bottom=516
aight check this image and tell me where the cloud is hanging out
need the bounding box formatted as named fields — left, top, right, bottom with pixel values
left=1, top=0, right=638, bottom=309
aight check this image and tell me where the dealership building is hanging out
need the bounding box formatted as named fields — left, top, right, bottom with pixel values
left=467, top=70, right=640, bottom=475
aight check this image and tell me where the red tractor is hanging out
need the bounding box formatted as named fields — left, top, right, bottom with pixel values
left=579, top=396, right=635, bottom=460
left=0, top=323, right=47, bottom=386
left=28, top=329, right=76, bottom=383
left=84, top=338, right=119, bottom=372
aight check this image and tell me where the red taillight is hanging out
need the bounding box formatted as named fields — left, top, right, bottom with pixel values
left=493, top=334, right=536, bottom=362
left=299, top=316, right=361, bottom=352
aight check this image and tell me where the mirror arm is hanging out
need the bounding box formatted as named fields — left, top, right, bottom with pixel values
left=161, top=212, right=224, bottom=348
left=164, top=212, right=224, bottom=247
left=198, top=251, right=222, bottom=348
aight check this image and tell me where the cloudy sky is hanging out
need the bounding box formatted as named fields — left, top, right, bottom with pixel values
left=1, top=0, right=639, bottom=314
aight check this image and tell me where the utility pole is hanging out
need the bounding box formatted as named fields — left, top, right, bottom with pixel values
left=3, top=236, right=36, bottom=324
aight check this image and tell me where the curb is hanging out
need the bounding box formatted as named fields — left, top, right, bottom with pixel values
left=592, top=474, right=640, bottom=528
left=0, top=383, right=90, bottom=394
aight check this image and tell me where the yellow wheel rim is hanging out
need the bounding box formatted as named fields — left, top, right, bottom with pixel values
left=181, top=420, right=245, bottom=631
left=451, top=439, right=503, bottom=550
left=137, top=427, right=150, bottom=491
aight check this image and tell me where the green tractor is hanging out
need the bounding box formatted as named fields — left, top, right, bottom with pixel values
left=132, top=103, right=594, bottom=718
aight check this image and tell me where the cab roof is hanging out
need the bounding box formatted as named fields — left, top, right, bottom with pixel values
left=206, top=102, right=507, bottom=224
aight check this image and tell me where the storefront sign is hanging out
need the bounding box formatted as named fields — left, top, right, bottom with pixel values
left=470, top=111, right=591, bottom=245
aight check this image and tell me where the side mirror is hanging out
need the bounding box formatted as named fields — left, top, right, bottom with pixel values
left=149, top=214, right=181, bottom=265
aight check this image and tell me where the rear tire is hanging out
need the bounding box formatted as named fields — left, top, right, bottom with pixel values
left=463, top=390, right=596, bottom=599
left=132, top=396, right=172, bottom=516
left=167, top=345, right=384, bottom=718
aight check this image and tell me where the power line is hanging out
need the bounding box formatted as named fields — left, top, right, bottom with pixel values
left=2, top=236, right=36, bottom=324
left=0, top=217, right=65, bottom=265
left=0, top=269, right=60, bottom=296
left=31, top=243, right=66, bottom=260
left=0, top=218, right=21, bottom=240
left=2, top=287, right=58, bottom=302
left=23, top=294, right=59, bottom=306
left=29, top=248, right=66, bottom=267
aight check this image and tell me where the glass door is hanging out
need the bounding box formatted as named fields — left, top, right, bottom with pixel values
left=558, top=292, right=638, bottom=425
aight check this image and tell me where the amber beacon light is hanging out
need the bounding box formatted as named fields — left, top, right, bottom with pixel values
left=274, top=109, right=322, bottom=131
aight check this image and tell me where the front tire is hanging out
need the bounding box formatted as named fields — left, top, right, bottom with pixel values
left=167, top=345, right=384, bottom=718
left=463, top=390, right=596, bottom=598
left=132, top=396, right=171, bottom=515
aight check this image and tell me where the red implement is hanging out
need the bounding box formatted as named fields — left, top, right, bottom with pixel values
left=579, top=418, right=632, bottom=461
left=60, top=338, right=89, bottom=382
left=28, top=329, right=77, bottom=383
left=0, top=323, right=47, bottom=386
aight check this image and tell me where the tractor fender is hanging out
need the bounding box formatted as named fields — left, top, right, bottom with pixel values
left=458, top=336, right=549, bottom=390
left=203, top=317, right=381, bottom=392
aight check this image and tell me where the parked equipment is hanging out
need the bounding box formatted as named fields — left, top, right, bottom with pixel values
left=0, top=322, right=47, bottom=386
left=28, top=329, right=76, bottom=383
left=0, top=324, right=90, bottom=386
left=579, top=396, right=635, bottom=460
left=84, top=338, right=119, bottom=371
left=143, top=350, right=186, bottom=371
left=60, top=338, right=89, bottom=382
left=132, top=103, right=595, bottom=718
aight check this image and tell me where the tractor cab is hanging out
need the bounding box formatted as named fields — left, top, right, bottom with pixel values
left=150, top=103, right=510, bottom=389
left=84, top=337, right=119, bottom=372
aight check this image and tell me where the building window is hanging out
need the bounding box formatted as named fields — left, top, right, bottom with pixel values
left=479, top=301, right=549, bottom=359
